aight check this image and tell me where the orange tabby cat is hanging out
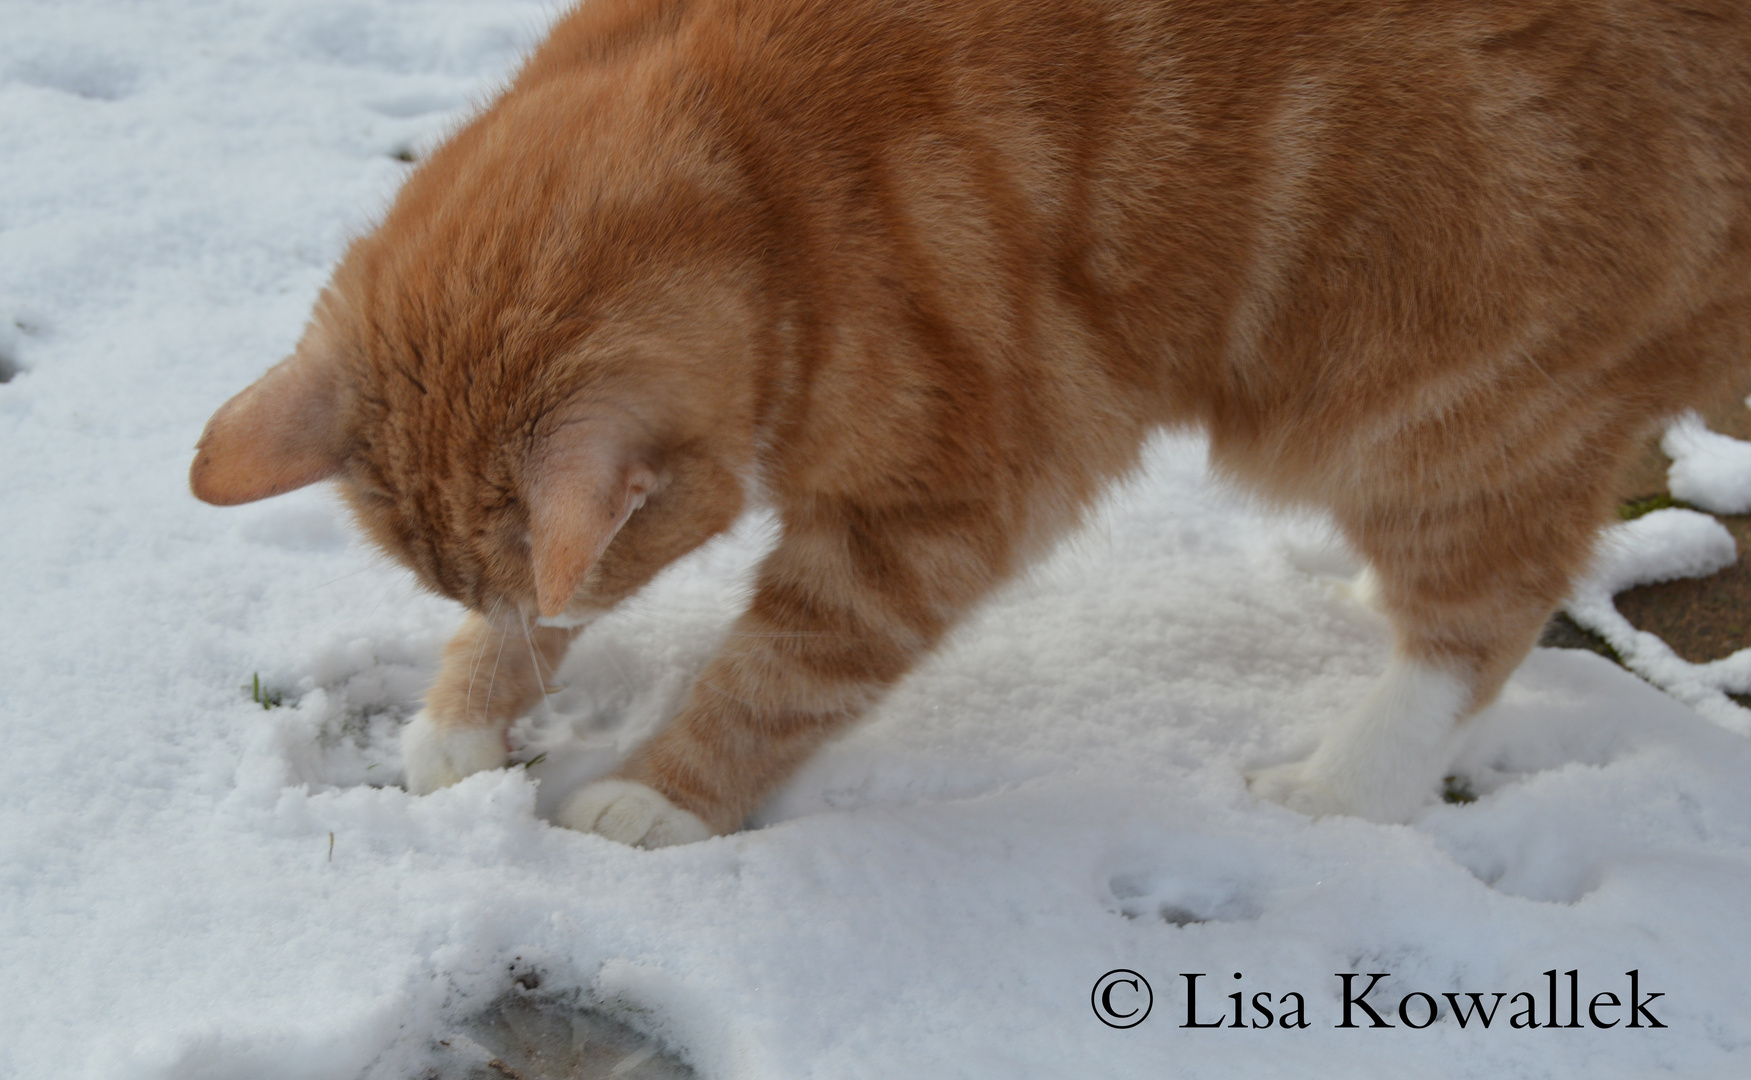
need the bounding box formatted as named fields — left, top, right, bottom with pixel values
left=191, top=0, right=1751, bottom=846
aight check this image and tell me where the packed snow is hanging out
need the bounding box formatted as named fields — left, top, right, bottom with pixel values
left=4, top=3, right=1751, bottom=1078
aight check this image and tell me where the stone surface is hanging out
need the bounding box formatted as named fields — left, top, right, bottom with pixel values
left=1546, top=397, right=1751, bottom=679
left=1614, top=514, right=1751, bottom=664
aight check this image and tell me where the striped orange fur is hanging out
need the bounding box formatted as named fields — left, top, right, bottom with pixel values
left=193, top=0, right=1751, bottom=839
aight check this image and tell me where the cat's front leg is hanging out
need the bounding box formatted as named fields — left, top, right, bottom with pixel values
left=559, top=498, right=1007, bottom=846
left=402, top=613, right=578, bottom=794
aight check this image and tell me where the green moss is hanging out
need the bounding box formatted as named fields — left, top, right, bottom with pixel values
left=1441, top=775, right=1477, bottom=805
left=1537, top=612, right=1625, bottom=666
left=1617, top=493, right=1693, bottom=521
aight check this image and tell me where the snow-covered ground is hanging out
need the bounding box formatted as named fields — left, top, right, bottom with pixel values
left=5, top=3, right=1751, bottom=1077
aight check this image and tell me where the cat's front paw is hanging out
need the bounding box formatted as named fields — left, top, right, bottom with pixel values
left=557, top=779, right=712, bottom=848
left=400, top=710, right=509, bottom=795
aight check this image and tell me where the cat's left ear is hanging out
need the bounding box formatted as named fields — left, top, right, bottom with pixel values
left=190, top=352, right=346, bottom=505
left=525, top=419, right=656, bottom=618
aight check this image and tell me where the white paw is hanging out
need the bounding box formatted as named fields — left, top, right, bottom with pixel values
left=400, top=710, right=508, bottom=795
left=557, top=779, right=712, bottom=848
left=1255, top=735, right=1454, bottom=823
left=1247, top=760, right=1360, bottom=818
left=1248, top=736, right=1445, bottom=824
left=1248, top=659, right=1467, bottom=824
left=1248, top=755, right=1435, bottom=823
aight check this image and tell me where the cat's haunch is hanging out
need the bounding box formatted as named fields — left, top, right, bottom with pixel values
left=193, top=0, right=1751, bottom=844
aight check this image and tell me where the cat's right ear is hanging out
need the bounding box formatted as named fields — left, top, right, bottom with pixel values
left=189, top=353, right=346, bottom=505
left=525, top=418, right=657, bottom=618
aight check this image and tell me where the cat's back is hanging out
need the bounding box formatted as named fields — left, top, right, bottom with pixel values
left=509, top=0, right=1751, bottom=341
left=396, top=0, right=1751, bottom=508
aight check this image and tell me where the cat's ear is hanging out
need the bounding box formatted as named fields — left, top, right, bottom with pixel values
left=189, top=351, right=347, bottom=506
left=526, top=420, right=656, bottom=618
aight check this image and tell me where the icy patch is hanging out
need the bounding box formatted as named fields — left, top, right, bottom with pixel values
left=1563, top=509, right=1751, bottom=732
left=426, top=989, right=693, bottom=1080
left=1664, top=409, right=1751, bottom=514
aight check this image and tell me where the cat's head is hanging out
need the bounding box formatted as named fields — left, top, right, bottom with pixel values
left=190, top=82, right=761, bottom=621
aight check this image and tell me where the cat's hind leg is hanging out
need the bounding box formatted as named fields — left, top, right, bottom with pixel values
left=1252, top=477, right=1606, bottom=822
left=1248, top=656, right=1471, bottom=821
left=402, top=612, right=578, bottom=794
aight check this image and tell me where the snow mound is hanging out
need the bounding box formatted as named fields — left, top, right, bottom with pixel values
left=1664, top=408, right=1751, bottom=514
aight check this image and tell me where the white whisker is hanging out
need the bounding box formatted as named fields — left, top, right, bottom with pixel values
left=465, top=597, right=503, bottom=721
left=482, top=606, right=511, bottom=723
left=519, top=616, right=556, bottom=728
